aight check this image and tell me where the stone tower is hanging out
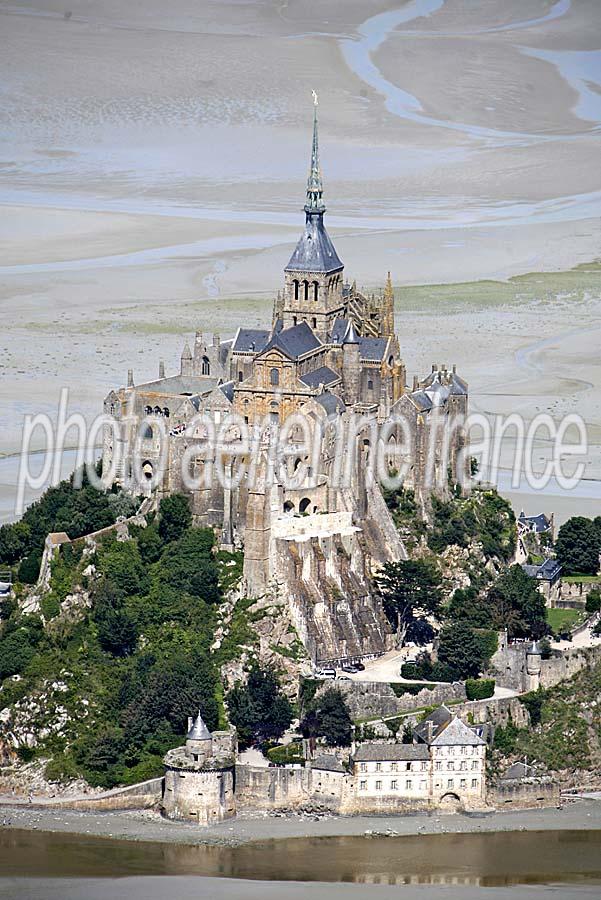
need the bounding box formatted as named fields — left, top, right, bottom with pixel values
left=342, top=321, right=361, bottom=405
left=282, top=95, right=344, bottom=340
left=526, top=640, right=542, bottom=691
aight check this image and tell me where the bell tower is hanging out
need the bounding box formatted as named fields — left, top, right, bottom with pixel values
left=282, top=93, right=344, bottom=340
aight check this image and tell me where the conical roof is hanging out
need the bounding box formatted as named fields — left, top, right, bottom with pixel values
left=187, top=710, right=211, bottom=741
left=344, top=321, right=360, bottom=344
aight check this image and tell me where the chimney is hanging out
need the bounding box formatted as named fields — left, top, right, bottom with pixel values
left=452, top=363, right=457, bottom=374
left=127, top=368, right=134, bottom=388
left=431, top=364, right=436, bottom=373
left=159, top=360, right=165, bottom=379
left=213, top=332, right=220, bottom=348
left=426, top=720, right=434, bottom=744
left=412, top=375, right=419, bottom=391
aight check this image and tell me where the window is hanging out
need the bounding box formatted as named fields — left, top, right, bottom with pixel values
left=472, top=779, right=478, bottom=788
left=367, top=379, right=373, bottom=391
left=447, top=779, right=454, bottom=789
left=311, top=317, right=317, bottom=329
left=405, top=762, right=411, bottom=771
left=304, top=280, right=309, bottom=301
left=270, top=367, right=279, bottom=386
left=360, top=762, right=366, bottom=773
left=435, top=762, right=442, bottom=771
left=293, top=316, right=298, bottom=325
left=375, top=762, right=381, bottom=772
left=238, top=371, right=243, bottom=382
left=460, top=761, right=467, bottom=771
left=375, top=780, right=382, bottom=791
left=390, top=762, right=397, bottom=772
left=313, top=281, right=318, bottom=301
left=460, top=779, right=466, bottom=789
left=359, top=780, right=367, bottom=791
left=391, top=780, right=397, bottom=790
left=421, top=762, right=428, bottom=772
left=201, top=356, right=210, bottom=375
left=294, top=280, right=299, bottom=300
left=406, top=780, right=412, bottom=790
left=448, top=762, right=454, bottom=771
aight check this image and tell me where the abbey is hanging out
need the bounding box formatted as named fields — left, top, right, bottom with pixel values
left=102, top=103, right=469, bottom=664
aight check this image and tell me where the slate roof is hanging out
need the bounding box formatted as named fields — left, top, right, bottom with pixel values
left=449, top=373, right=468, bottom=396
left=315, top=392, right=345, bottom=415
left=413, top=705, right=453, bottom=743
left=232, top=328, right=270, bottom=354
left=408, top=390, right=433, bottom=412
left=299, top=366, right=340, bottom=388
left=501, top=761, right=543, bottom=781
left=522, top=559, right=562, bottom=582
left=262, top=321, right=322, bottom=360
left=219, top=380, right=235, bottom=403
left=187, top=711, right=211, bottom=741
left=518, top=512, right=551, bottom=533
left=430, top=717, right=485, bottom=747
left=353, top=743, right=430, bottom=762
left=312, top=754, right=345, bottom=773
left=329, top=318, right=349, bottom=344
left=358, top=337, right=387, bottom=362
left=285, top=212, right=343, bottom=275
left=136, top=375, right=219, bottom=396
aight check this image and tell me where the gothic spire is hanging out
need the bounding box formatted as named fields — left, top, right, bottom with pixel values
left=305, top=91, right=325, bottom=215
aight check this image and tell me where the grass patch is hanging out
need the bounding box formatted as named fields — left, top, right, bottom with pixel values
left=546, top=608, right=584, bottom=633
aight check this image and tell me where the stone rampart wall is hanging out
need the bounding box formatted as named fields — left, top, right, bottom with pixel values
left=489, top=778, right=559, bottom=809
left=328, top=680, right=466, bottom=720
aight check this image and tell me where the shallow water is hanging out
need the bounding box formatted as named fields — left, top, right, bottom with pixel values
left=1, top=827, right=601, bottom=887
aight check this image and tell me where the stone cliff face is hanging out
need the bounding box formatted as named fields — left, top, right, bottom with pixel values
left=268, top=489, right=405, bottom=664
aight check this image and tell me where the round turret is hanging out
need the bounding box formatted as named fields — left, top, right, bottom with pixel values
left=186, top=710, right=213, bottom=764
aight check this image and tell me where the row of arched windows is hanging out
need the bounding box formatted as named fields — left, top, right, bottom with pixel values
left=144, top=405, right=170, bottom=417
left=293, top=279, right=319, bottom=302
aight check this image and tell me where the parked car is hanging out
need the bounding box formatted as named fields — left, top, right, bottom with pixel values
left=336, top=675, right=351, bottom=681
left=315, top=668, right=336, bottom=679
left=353, top=661, right=365, bottom=671
left=341, top=664, right=358, bottom=673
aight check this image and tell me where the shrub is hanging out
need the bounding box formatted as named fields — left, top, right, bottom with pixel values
left=45, top=754, right=79, bottom=784
left=158, top=494, right=192, bottom=544
left=18, top=552, right=42, bottom=584
left=465, top=678, right=495, bottom=701
left=586, top=588, right=601, bottom=614
left=390, top=681, right=434, bottom=697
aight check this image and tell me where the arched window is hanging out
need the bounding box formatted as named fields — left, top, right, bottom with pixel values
left=202, top=356, right=210, bottom=375
left=153, top=405, right=162, bottom=415
left=238, top=370, right=243, bottom=382
left=141, top=424, right=153, bottom=441
left=294, top=280, right=299, bottom=300
left=270, top=367, right=279, bottom=386
left=313, top=281, right=319, bottom=301
left=388, top=355, right=394, bottom=367
left=163, top=407, right=170, bottom=418
left=367, top=379, right=373, bottom=391
left=283, top=500, right=295, bottom=514
left=144, top=405, right=152, bottom=415
left=311, top=317, right=317, bottom=329
left=303, top=280, right=309, bottom=301
left=293, top=316, right=297, bottom=325
left=299, top=497, right=311, bottom=514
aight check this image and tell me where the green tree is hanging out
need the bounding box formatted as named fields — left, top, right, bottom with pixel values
left=437, top=621, right=491, bottom=679
left=158, top=494, right=192, bottom=544
left=487, top=565, right=547, bottom=639
left=226, top=666, right=294, bottom=749
left=92, top=579, right=138, bottom=656
left=374, top=559, right=443, bottom=647
left=555, top=516, right=601, bottom=576
left=300, top=688, right=352, bottom=747
left=585, top=588, right=601, bottom=614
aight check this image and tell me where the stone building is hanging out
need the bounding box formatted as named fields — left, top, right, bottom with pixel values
left=162, top=711, right=237, bottom=825
left=166, top=706, right=487, bottom=825
left=102, top=101, right=469, bottom=664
